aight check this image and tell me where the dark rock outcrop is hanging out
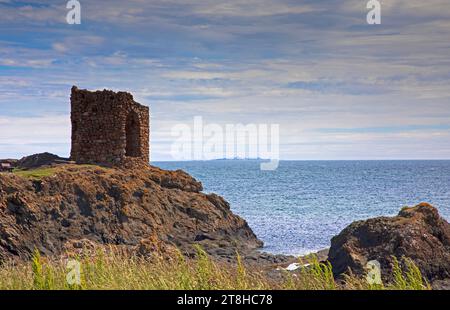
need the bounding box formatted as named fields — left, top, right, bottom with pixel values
left=0, top=164, right=263, bottom=262
left=17, top=153, right=70, bottom=170
left=328, top=203, right=450, bottom=282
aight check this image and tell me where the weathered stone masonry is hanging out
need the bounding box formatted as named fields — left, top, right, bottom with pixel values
left=70, top=86, right=150, bottom=164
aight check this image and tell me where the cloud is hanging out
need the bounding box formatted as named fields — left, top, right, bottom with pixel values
left=0, top=1, right=64, bottom=24
left=0, top=114, right=70, bottom=143
left=1, top=0, right=450, bottom=160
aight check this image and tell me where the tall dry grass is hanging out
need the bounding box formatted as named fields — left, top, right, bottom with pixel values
left=0, top=247, right=430, bottom=290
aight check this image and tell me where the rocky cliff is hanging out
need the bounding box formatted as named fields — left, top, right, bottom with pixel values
left=0, top=162, right=264, bottom=262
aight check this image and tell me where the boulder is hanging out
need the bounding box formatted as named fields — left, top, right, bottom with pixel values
left=328, top=203, right=450, bottom=282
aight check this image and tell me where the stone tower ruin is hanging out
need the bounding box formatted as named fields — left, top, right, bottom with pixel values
left=70, top=86, right=150, bottom=164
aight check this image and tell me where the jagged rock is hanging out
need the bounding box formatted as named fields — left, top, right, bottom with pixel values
left=0, top=164, right=262, bottom=262
left=147, top=166, right=203, bottom=193
left=328, top=203, right=450, bottom=282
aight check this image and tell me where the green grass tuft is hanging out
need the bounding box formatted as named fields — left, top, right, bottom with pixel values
left=12, top=164, right=103, bottom=180
left=13, top=167, right=58, bottom=180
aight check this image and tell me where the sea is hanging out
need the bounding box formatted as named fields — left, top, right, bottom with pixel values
left=154, top=160, right=450, bottom=256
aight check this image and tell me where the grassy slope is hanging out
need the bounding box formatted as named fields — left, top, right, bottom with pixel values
left=11, top=164, right=102, bottom=180
left=13, top=167, right=59, bottom=179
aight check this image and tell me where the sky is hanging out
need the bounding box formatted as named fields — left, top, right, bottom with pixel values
left=1, top=0, right=450, bottom=161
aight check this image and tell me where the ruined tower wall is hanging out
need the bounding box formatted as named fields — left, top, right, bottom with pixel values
left=70, top=86, right=149, bottom=164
